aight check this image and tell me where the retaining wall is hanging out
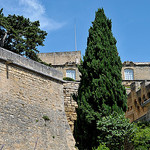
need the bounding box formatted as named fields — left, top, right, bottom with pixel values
left=0, top=48, right=75, bottom=150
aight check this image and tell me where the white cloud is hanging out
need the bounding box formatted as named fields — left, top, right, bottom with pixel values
left=19, top=0, right=45, bottom=13
left=18, top=0, right=66, bottom=31
left=0, top=0, right=66, bottom=31
left=19, top=0, right=45, bottom=19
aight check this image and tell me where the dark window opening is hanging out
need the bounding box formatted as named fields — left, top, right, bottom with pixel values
left=138, top=97, right=142, bottom=104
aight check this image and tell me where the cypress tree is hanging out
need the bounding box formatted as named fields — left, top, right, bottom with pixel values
left=74, top=8, right=127, bottom=150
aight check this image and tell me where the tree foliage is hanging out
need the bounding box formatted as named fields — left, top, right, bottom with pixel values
left=74, top=8, right=127, bottom=150
left=131, top=122, right=150, bottom=150
left=0, top=8, right=47, bottom=61
left=93, top=143, right=109, bottom=150
left=97, top=112, right=134, bottom=150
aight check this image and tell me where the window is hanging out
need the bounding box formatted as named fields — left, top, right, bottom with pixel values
left=124, top=69, right=134, bottom=80
left=66, top=70, right=76, bottom=80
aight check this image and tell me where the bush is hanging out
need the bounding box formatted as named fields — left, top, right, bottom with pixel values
left=97, top=112, right=134, bottom=150
left=63, top=77, right=75, bottom=81
left=131, top=122, right=150, bottom=150
left=93, top=144, right=109, bottom=150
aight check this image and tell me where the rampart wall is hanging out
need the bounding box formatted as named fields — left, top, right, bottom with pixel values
left=125, top=81, right=150, bottom=122
left=0, top=48, right=75, bottom=150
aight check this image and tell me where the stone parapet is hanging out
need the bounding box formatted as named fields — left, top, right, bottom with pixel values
left=0, top=47, right=63, bottom=81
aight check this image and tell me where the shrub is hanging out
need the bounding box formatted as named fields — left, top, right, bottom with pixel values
left=93, top=144, right=109, bottom=150
left=97, top=112, right=134, bottom=150
left=131, top=122, right=150, bottom=150
left=63, top=77, right=75, bottom=81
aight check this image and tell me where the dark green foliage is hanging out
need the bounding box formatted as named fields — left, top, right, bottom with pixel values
left=74, top=8, right=127, bottom=150
left=63, top=77, right=75, bottom=81
left=0, top=8, right=47, bottom=61
left=97, top=112, right=134, bottom=150
left=131, top=122, right=150, bottom=150
left=93, top=143, right=109, bottom=150
left=42, top=115, right=50, bottom=121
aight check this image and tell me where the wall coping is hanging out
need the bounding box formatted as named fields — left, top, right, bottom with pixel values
left=141, top=98, right=150, bottom=107
left=123, top=61, right=150, bottom=67
left=0, top=47, right=65, bottom=83
left=122, top=80, right=150, bottom=82
left=39, top=51, right=81, bottom=55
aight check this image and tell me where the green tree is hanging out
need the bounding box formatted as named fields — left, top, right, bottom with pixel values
left=97, top=112, right=134, bottom=150
left=74, top=8, right=127, bottom=150
left=131, top=122, right=150, bottom=150
left=0, top=8, right=47, bottom=61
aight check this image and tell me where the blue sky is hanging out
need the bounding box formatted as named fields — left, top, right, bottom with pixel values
left=0, top=0, right=150, bottom=62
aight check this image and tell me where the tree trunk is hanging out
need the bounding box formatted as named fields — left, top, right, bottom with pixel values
left=0, top=31, right=7, bottom=47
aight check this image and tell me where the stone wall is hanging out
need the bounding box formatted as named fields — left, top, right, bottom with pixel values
left=38, top=51, right=81, bottom=65
left=0, top=48, right=75, bottom=150
left=125, top=81, right=150, bottom=122
left=63, top=82, right=79, bottom=131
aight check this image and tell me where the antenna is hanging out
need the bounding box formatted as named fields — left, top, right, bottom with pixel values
left=74, top=20, right=77, bottom=51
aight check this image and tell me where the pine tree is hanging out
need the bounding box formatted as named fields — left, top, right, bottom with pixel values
left=74, top=8, right=127, bottom=150
left=0, top=8, right=47, bottom=61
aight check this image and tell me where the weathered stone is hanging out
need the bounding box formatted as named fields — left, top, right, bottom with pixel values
left=0, top=48, right=76, bottom=150
left=63, top=82, right=79, bottom=132
left=125, top=81, right=150, bottom=122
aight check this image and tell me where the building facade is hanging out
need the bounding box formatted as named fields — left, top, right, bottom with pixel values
left=125, top=81, right=150, bottom=122
left=122, top=61, right=150, bottom=81
left=38, top=51, right=81, bottom=81
left=122, top=61, right=150, bottom=90
left=122, top=61, right=150, bottom=122
left=39, top=53, right=150, bottom=82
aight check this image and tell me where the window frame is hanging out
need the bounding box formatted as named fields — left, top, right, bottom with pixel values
left=124, top=68, right=134, bottom=80
left=66, top=69, right=76, bottom=80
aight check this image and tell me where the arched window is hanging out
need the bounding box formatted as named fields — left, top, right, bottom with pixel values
left=124, top=69, right=134, bottom=80
left=66, top=69, right=76, bottom=80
